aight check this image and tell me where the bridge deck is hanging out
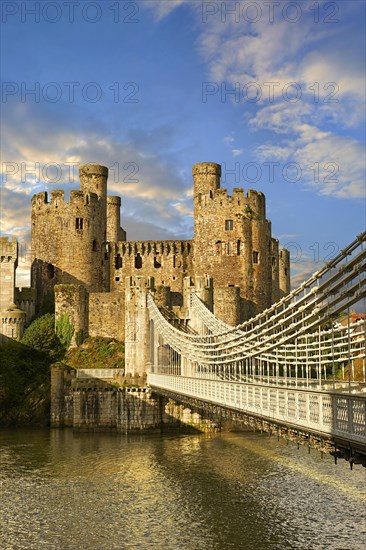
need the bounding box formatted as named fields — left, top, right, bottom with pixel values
left=148, top=373, right=366, bottom=452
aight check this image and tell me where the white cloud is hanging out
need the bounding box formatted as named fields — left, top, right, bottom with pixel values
left=193, top=1, right=365, bottom=200
left=253, top=110, right=365, bottom=199
left=143, top=0, right=188, bottom=20
left=224, top=135, right=234, bottom=145
left=231, top=149, right=243, bottom=157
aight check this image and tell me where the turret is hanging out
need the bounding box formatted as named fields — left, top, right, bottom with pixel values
left=79, top=164, right=108, bottom=199
left=1, top=304, right=26, bottom=341
left=192, top=162, right=221, bottom=198
left=0, top=236, right=18, bottom=312
left=279, top=248, right=291, bottom=297
left=247, top=189, right=266, bottom=220
left=107, top=196, right=123, bottom=242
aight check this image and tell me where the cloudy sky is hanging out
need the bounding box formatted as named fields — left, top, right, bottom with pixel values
left=1, top=0, right=365, bottom=287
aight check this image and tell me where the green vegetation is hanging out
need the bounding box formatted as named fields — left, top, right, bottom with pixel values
left=75, top=329, right=84, bottom=347
left=0, top=313, right=66, bottom=425
left=65, top=337, right=125, bottom=370
left=55, top=313, right=74, bottom=349
left=21, top=313, right=64, bottom=359
left=0, top=339, right=51, bottom=425
left=1, top=313, right=125, bottom=424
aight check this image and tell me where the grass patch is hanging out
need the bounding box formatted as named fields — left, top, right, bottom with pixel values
left=65, top=337, right=125, bottom=370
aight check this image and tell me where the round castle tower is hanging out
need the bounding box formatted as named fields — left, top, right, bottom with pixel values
left=31, top=164, right=109, bottom=311
left=106, top=196, right=122, bottom=242
left=192, top=162, right=287, bottom=321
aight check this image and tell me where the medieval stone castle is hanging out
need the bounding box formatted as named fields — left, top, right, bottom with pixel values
left=1, top=162, right=290, bottom=373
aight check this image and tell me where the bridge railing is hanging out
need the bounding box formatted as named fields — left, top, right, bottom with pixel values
left=148, top=373, right=366, bottom=448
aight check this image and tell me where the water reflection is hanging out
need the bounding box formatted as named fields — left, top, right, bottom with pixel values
left=0, top=429, right=365, bottom=549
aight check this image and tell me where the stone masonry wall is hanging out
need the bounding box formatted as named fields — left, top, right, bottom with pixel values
left=89, top=291, right=125, bottom=340
left=110, top=240, right=193, bottom=308
left=51, top=365, right=219, bottom=433
left=192, top=162, right=289, bottom=321
left=0, top=236, right=17, bottom=311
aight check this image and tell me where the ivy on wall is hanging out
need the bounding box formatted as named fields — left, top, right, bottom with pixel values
left=56, top=313, right=74, bottom=349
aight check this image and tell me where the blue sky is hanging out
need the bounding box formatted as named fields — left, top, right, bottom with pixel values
left=1, top=0, right=365, bottom=287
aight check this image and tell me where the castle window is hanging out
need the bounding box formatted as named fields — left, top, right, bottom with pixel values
left=47, top=264, right=55, bottom=279
left=225, top=219, right=233, bottom=231
left=104, top=252, right=108, bottom=260
left=92, top=239, right=97, bottom=252
left=253, top=251, right=259, bottom=264
left=115, top=254, right=122, bottom=269
left=154, top=257, right=161, bottom=269
left=272, top=257, right=276, bottom=266
left=135, top=253, right=142, bottom=269
left=76, top=217, right=83, bottom=230
left=115, top=277, right=120, bottom=282
left=237, top=240, right=241, bottom=255
left=285, top=268, right=288, bottom=276
left=173, top=256, right=176, bottom=268
left=227, top=242, right=231, bottom=255
left=209, top=191, right=213, bottom=199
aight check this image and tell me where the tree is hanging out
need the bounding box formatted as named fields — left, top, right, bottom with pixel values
left=21, top=314, right=63, bottom=359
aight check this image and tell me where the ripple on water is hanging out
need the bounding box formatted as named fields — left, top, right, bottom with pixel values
left=0, top=429, right=365, bottom=549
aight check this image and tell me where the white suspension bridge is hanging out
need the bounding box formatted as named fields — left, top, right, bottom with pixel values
left=147, top=232, right=366, bottom=466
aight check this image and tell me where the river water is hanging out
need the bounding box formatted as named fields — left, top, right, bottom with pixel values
left=0, top=429, right=365, bottom=549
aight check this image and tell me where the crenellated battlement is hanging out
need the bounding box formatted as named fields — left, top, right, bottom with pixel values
left=32, top=189, right=102, bottom=212
left=0, top=236, right=18, bottom=262
left=195, top=183, right=266, bottom=223
left=115, top=240, right=193, bottom=257
left=32, top=191, right=49, bottom=207
left=15, top=287, right=36, bottom=300
left=107, top=196, right=121, bottom=206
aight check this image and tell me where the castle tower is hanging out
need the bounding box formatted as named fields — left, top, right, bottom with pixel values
left=192, top=162, right=221, bottom=199
left=0, top=237, right=27, bottom=341
left=79, top=164, right=108, bottom=200
left=279, top=248, right=291, bottom=297
left=0, top=236, right=17, bottom=312
left=107, top=196, right=126, bottom=242
left=192, top=162, right=288, bottom=322
left=271, top=238, right=280, bottom=303
left=1, top=304, right=26, bottom=341
left=31, top=165, right=109, bottom=312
